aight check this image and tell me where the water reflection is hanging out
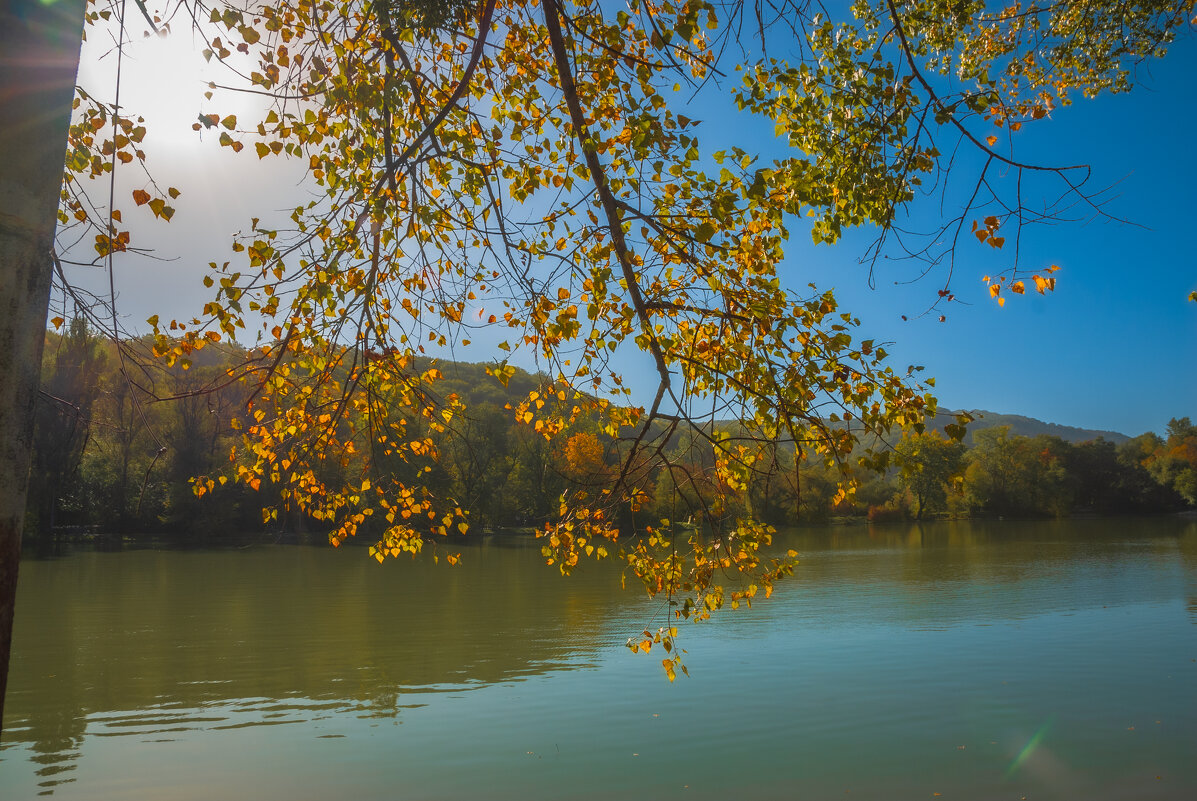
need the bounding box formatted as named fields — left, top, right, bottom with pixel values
left=2, top=518, right=1194, bottom=798
left=1, top=537, right=641, bottom=791
left=1177, top=520, right=1197, bottom=621
left=765, top=517, right=1197, bottom=632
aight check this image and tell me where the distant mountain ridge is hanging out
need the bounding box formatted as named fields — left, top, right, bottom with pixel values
left=436, top=359, right=1134, bottom=445
left=932, top=409, right=1130, bottom=445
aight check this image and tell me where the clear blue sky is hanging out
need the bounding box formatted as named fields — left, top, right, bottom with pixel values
left=690, top=35, right=1197, bottom=437
left=858, top=39, right=1197, bottom=437
left=66, top=20, right=1195, bottom=439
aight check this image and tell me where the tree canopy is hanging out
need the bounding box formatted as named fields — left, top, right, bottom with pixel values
left=52, top=0, right=1196, bottom=650
left=1, top=0, right=1192, bottom=710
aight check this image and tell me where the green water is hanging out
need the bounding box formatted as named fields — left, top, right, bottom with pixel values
left=2, top=518, right=1195, bottom=800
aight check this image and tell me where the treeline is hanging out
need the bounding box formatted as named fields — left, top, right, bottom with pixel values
left=24, top=319, right=628, bottom=540
left=24, top=321, right=1196, bottom=541
left=27, top=319, right=263, bottom=538
left=872, top=423, right=1195, bottom=521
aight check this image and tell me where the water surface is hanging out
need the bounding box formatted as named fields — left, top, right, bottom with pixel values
left=2, top=518, right=1195, bottom=800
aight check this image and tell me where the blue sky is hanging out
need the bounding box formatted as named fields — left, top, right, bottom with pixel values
left=691, top=35, right=1197, bottom=437
left=859, top=38, right=1197, bottom=437
left=65, top=17, right=1195, bottom=439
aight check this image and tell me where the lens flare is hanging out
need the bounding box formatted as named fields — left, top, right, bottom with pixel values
left=1006, top=717, right=1054, bottom=778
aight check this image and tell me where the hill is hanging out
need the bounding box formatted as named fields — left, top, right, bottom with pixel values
left=932, top=409, right=1130, bottom=445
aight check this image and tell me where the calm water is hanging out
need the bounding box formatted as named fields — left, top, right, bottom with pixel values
left=2, top=518, right=1195, bottom=800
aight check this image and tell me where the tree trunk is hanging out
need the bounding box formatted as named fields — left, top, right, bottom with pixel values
left=0, top=0, right=86, bottom=732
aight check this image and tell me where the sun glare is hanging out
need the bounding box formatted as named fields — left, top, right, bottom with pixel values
left=78, top=18, right=262, bottom=155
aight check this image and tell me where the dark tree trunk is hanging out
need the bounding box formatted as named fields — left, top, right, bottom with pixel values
left=0, top=0, right=86, bottom=732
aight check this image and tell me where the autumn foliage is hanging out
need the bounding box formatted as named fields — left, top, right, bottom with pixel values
left=51, top=0, right=1196, bottom=672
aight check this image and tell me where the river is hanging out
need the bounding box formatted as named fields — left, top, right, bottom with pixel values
left=2, top=517, right=1194, bottom=800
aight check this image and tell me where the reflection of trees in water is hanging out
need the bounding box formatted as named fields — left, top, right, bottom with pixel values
left=1178, top=522, right=1197, bottom=623
left=768, top=518, right=1197, bottom=630
left=16, top=713, right=81, bottom=793
left=6, top=520, right=1195, bottom=793
left=1, top=538, right=640, bottom=790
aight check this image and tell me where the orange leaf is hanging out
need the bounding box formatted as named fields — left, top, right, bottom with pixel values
left=132, top=189, right=151, bottom=206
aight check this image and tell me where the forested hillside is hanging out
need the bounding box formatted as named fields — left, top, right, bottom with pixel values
left=26, top=322, right=1196, bottom=543
left=930, top=409, right=1130, bottom=445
